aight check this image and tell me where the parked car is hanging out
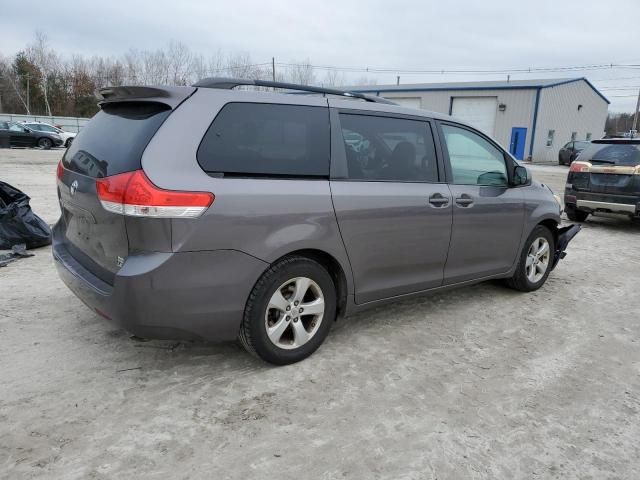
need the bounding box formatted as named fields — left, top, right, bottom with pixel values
left=52, top=80, right=580, bottom=365
left=21, top=121, right=76, bottom=147
left=565, top=138, right=640, bottom=221
left=558, top=140, right=590, bottom=165
left=0, top=121, right=63, bottom=149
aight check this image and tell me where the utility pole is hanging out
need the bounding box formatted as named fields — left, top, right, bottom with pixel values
left=272, top=57, right=276, bottom=82
left=632, top=87, right=640, bottom=138
left=396, top=75, right=400, bottom=85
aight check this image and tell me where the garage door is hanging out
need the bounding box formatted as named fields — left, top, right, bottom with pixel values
left=451, top=97, right=497, bottom=136
left=393, top=97, right=422, bottom=110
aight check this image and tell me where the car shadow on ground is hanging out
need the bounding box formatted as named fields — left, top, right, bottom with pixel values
left=88, top=280, right=509, bottom=376
left=573, top=214, right=640, bottom=233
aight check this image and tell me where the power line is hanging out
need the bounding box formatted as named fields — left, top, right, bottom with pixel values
left=274, top=61, right=640, bottom=76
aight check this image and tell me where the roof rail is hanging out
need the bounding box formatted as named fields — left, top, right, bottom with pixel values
left=192, top=77, right=397, bottom=105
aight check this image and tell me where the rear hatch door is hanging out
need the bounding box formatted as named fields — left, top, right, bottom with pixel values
left=574, top=140, right=640, bottom=197
left=56, top=86, right=194, bottom=284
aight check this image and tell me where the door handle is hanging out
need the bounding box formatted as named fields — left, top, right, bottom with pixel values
left=455, top=194, right=474, bottom=207
left=428, top=193, right=449, bottom=207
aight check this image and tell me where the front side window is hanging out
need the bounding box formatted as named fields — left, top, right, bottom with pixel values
left=338, top=114, right=437, bottom=182
left=441, top=124, right=508, bottom=186
left=197, top=103, right=330, bottom=177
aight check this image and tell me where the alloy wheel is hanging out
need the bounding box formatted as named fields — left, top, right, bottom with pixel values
left=525, top=237, right=550, bottom=283
left=264, top=276, right=325, bottom=350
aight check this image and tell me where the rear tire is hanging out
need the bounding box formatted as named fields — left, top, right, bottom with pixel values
left=37, top=137, right=52, bottom=150
left=566, top=206, right=589, bottom=222
left=239, top=256, right=336, bottom=365
left=506, top=225, right=555, bottom=292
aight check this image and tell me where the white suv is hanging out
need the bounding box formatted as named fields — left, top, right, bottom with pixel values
left=21, top=122, right=76, bottom=148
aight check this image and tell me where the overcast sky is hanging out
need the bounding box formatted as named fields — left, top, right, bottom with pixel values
left=2, top=0, right=639, bottom=111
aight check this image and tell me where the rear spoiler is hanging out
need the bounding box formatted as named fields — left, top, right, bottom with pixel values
left=96, top=86, right=196, bottom=109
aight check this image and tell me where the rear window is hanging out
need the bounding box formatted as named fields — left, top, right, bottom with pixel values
left=579, top=143, right=640, bottom=166
left=62, top=102, right=171, bottom=178
left=197, top=103, right=330, bottom=177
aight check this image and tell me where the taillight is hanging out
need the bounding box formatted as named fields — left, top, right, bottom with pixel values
left=56, top=161, right=64, bottom=180
left=96, top=170, right=214, bottom=218
left=569, top=161, right=591, bottom=173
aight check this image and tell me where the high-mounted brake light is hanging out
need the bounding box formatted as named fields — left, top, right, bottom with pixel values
left=569, top=161, right=591, bottom=173
left=96, top=170, right=214, bottom=218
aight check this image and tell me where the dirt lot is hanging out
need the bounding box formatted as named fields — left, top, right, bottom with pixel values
left=1, top=148, right=640, bottom=480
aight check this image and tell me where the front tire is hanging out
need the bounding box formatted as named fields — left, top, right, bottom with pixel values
left=506, top=225, right=555, bottom=292
left=239, top=256, right=336, bottom=365
left=37, top=137, right=52, bottom=150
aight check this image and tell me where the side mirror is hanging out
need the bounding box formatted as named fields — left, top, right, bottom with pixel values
left=513, top=165, right=530, bottom=186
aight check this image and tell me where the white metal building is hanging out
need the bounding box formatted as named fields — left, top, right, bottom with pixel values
left=350, top=78, right=609, bottom=163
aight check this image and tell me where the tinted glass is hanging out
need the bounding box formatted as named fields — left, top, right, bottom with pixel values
left=339, top=114, right=437, bottom=182
left=579, top=143, right=640, bottom=166
left=62, top=102, right=170, bottom=178
left=0, top=121, right=8, bottom=130
left=574, top=141, right=590, bottom=151
left=197, top=103, right=330, bottom=177
left=9, top=123, right=25, bottom=132
left=442, top=124, right=508, bottom=186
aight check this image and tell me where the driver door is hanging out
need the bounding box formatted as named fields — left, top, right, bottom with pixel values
left=438, top=122, right=524, bottom=284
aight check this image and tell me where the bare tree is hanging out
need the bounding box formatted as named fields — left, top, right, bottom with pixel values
left=286, top=59, right=315, bottom=85
left=352, top=75, right=378, bottom=86
left=27, top=31, right=57, bottom=116
left=166, top=41, right=193, bottom=85
left=322, top=68, right=347, bottom=87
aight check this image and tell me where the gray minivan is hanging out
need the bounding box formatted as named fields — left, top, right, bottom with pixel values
left=53, top=79, right=580, bottom=364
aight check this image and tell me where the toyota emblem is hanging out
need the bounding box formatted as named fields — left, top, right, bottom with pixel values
left=70, top=180, right=79, bottom=196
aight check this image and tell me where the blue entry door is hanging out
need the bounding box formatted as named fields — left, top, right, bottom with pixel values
left=509, top=127, right=527, bottom=160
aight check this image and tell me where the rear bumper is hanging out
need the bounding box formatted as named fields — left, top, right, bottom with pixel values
left=565, top=188, right=640, bottom=216
left=52, top=229, right=268, bottom=342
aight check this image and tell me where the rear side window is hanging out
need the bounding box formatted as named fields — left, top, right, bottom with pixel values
left=339, top=113, right=438, bottom=182
left=579, top=143, right=640, bottom=166
left=62, top=102, right=171, bottom=178
left=197, top=103, right=330, bottom=177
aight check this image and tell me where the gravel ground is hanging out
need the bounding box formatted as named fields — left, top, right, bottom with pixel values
left=1, top=149, right=640, bottom=480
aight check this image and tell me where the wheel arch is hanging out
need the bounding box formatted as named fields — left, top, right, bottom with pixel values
left=271, top=248, right=349, bottom=320
left=537, top=218, right=559, bottom=246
